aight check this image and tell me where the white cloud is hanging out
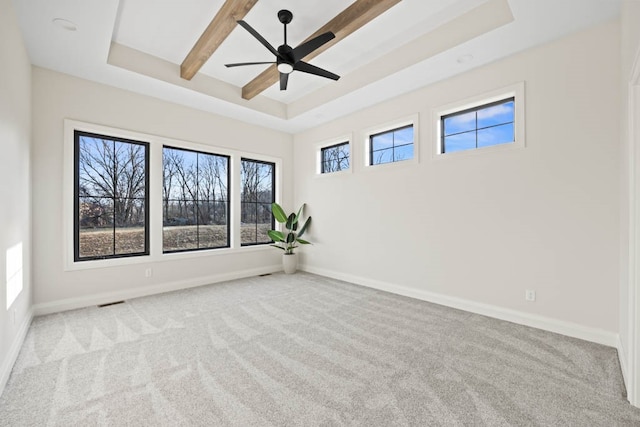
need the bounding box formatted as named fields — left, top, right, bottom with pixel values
left=477, top=103, right=513, bottom=120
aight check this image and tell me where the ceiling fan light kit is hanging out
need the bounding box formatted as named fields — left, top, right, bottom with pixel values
left=277, top=63, right=294, bottom=74
left=225, top=9, right=340, bottom=91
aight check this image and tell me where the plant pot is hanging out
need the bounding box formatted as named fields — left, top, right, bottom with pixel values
left=282, top=253, right=297, bottom=274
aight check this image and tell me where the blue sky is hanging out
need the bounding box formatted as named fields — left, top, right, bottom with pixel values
left=443, top=101, right=515, bottom=153
left=371, top=126, right=414, bottom=164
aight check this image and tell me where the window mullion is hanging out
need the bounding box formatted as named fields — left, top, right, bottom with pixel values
left=196, top=153, right=200, bottom=250
left=112, top=140, right=117, bottom=256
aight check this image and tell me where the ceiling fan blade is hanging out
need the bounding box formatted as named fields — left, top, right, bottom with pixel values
left=294, top=61, right=340, bottom=81
left=280, top=72, right=289, bottom=90
left=237, top=20, right=280, bottom=58
left=225, top=61, right=275, bottom=68
left=292, top=32, right=335, bottom=62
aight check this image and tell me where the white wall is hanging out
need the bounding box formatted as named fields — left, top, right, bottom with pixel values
left=294, top=20, right=621, bottom=335
left=0, top=0, right=32, bottom=393
left=621, top=1, right=640, bottom=82
left=31, top=68, right=292, bottom=309
left=619, top=0, right=640, bottom=402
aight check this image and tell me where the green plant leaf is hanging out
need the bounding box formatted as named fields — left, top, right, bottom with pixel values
left=267, top=230, right=284, bottom=242
left=292, top=205, right=303, bottom=230
left=269, top=244, right=285, bottom=251
left=286, top=232, right=296, bottom=244
left=271, top=203, right=288, bottom=223
left=297, top=238, right=311, bottom=245
left=286, top=213, right=298, bottom=231
left=298, top=217, right=311, bottom=238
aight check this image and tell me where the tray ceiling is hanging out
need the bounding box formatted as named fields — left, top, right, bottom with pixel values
left=13, top=0, right=621, bottom=133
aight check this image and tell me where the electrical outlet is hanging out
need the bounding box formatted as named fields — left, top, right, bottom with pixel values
left=145, top=268, right=152, bottom=278
left=525, top=290, right=536, bottom=302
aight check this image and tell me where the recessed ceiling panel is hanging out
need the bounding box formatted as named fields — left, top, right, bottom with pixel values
left=14, top=0, right=623, bottom=133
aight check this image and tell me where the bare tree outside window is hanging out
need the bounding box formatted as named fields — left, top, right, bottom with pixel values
left=75, top=131, right=148, bottom=261
left=321, top=142, right=350, bottom=173
left=240, top=159, right=275, bottom=245
left=369, top=125, right=414, bottom=166
left=162, top=147, right=229, bottom=252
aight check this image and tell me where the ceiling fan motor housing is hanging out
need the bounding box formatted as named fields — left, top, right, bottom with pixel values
left=277, top=45, right=294, bottom=67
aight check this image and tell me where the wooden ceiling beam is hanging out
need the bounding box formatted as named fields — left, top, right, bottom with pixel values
left=181, top=0, right=259, bottom=81
left=241, top=0, right=402, bottom=100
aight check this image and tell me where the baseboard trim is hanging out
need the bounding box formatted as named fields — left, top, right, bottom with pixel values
left=0, top=308, right=33, bottom=397
left=33, top=265, right=282, bottom=316
left=302, top=266, right=618, bottom=348
left=618, top=335, right=630, bottom=394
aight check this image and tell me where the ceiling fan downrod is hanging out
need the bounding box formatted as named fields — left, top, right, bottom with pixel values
left=278, top=9, right=293, bottom=45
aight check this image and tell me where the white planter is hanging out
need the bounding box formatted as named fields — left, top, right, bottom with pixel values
left=282, top=253, right=298, bottom=274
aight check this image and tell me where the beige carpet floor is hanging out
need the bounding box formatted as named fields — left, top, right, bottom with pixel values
left=1, top=272, right=639, bottom=426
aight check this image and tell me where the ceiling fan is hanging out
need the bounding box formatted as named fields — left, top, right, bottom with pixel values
left=225, top=9, right=340, bottom=91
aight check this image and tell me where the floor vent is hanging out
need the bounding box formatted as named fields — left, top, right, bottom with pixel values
left=97, top=300, right=125, bottom=308
left=259, top=273, right=272, bottom=277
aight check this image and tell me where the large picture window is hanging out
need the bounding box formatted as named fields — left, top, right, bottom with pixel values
left=162, top=146, right=230, bottom=253
left=74, top=131, right=149, bottom=261
left=240, top=158, right=275, bottom=246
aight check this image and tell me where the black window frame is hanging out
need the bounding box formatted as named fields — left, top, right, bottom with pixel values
left=162, top=145, right=231, bottom=254
left=74, top=130, right=150, bottom=262
left=240, top=158, right=276, bottom=247
left=321, top=141, right=350, bottom=174
left=441, top=97, right=515, bottom=154
left=369, top=124, right=414, bottom=166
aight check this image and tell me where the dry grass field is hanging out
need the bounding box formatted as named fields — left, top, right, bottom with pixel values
left=79, top=228, right=145, bottom=257
left=79, top=224, right=271, bottom=257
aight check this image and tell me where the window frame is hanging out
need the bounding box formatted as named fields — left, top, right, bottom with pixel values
left=240, top=157, right=276, bottom=247
left=363, top=114, right=419, bottom=170
left=73, top=130, right=150, bottom=262
left=433, top=82, right=525, bottom=158
left=161, top=145, right=231, bottom=254
left=441, top=97, right=515, bottom=153
left=317, top=135, right=352, bottom=175
left=369, top=125, right=414, bottom=166
left=321, top=141, right=350, bottom=174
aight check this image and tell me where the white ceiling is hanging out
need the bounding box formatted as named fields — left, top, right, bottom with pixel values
left=13, top=0, right=621, bottom=133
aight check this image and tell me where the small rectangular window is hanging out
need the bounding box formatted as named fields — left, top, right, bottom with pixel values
left=162, top=146, right=230, bottom=253
left=240, top=158, right=275, bottom=246
left=74, top=131, right=149, bottom=261
left=321, top=142, right=350, bottom=173
left=441, top=97, right=515, bottom=154
left=369, top=125, right=414, bottom=166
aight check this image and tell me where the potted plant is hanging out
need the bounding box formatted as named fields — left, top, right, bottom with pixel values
left=267, top=202, right=311, bottom=274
